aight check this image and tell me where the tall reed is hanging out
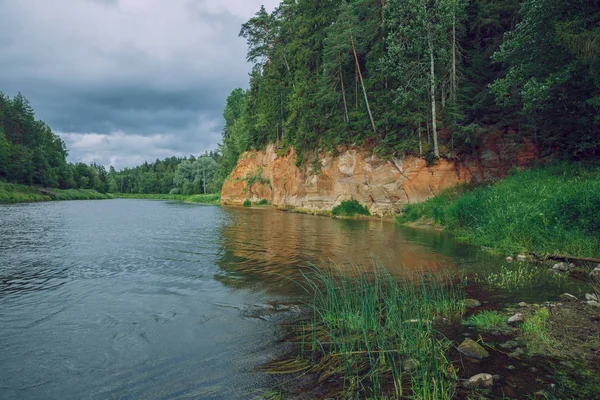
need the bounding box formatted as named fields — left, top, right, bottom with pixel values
left=293, top=263, right=466, bottom=399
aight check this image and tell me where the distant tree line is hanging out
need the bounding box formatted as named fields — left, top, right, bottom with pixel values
left=217, top=0, right=600, bottom=181
left=0, top=92, right=221, bottom=194
left=106, top=153, right=220, bottom=195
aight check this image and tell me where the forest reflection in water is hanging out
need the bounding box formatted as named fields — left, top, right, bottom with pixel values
left=214, top=207, right=481, bottom=294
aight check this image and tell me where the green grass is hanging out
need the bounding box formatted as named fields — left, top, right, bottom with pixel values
left=185, top=194, right=220, bottom=204
left=462, top=310, right=510, bottom=332
left=332, top=199, right=371, bottom=217
left=522, top=307, right=554, bottom=354
left=474, top=263, right=567, bottom=290
left=397, top=185, right=471, bottom=226
left=0, top=182, right=112, bottom=203
left=592, top=276, right=600, bottom=299
left=397, top=163, right=600, bottom=258
left=111, top=193, right=220, bottom=204
left=288, top=263, right=466, bottom=399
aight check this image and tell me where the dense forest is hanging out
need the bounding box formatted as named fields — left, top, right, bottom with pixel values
left=105, top=153, right=220, bottom=195
left=218, top=0, right=600, bottom=181
left=0, top=92, right=221, bottom=195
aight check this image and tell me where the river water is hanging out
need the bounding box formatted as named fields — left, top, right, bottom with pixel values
left=0, top=200, right=576, bottom=399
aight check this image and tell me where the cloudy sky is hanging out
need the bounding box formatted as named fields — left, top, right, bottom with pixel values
left=0, top=0, right=279, bottom=169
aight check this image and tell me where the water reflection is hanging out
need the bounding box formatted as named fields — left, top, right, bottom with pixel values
left=216, top=207, right=460, bottom=286
left=215, top=207, right=584, bottom=302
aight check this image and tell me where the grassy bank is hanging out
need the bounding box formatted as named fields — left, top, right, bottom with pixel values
left=111, top=193, right=220, bottom=204
left=397, top=163, right=600, bottom=258
left=0, top=182, right=112, bottom=203
left=276, top=265, right=466, bottom=399
left=267, top=261, right=600, bottom=399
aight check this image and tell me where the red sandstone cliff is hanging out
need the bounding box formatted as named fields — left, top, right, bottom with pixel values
left=221, top=130, right=537, bottom=217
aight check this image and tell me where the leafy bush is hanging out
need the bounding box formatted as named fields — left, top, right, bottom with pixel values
left=331, top=199, right=370, bottom=217
left=256, top=199, right=269, bottom=206
left=243, top=199, right=252, bottom=207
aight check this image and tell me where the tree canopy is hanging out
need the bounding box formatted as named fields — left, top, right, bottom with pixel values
left=217, top=0, right=600, bottom=176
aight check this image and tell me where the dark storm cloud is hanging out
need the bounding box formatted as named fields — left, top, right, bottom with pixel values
left=0, top=0, right=279, bottom=169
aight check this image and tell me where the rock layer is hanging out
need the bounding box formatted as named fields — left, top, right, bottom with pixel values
left=221, top=131, right=537, bottom=217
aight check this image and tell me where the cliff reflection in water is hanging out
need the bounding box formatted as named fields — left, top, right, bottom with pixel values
left=215, top=207, right=475, bottom=291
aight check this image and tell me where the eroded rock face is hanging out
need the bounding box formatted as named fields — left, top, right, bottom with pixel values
left=221, top=131, right=538, bottom=217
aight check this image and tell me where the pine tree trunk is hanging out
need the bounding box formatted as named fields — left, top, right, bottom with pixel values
left=340, top=68, right=349, bottom=123
left=351, top=34, right=377, bottom=136
left=418, top=123, right=423, bottom=155
left=428, top=30, right=439, bottom=158
left=452, top=14, right=457, bottom=104
left=441, top=84, right=446, bottom=109
left=355, top=66, right=358, bottom=108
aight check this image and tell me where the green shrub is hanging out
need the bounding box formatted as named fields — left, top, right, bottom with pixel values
left=331, top=199, right=370, bottom=217
left=256, top=199, right=270, bottom=206
left=243, top=199, right=252, bottom=207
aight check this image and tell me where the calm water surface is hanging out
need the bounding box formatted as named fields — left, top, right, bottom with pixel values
left=0, top=200, right=575, bottom=399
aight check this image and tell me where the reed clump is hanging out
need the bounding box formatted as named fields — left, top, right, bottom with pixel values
left=289, top=264, right=466, bottom=399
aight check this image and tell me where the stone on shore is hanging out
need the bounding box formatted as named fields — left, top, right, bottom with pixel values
left=519, top=302, right=528, bottom=308
left=585, top=293, right=598, bottom=302
left=508, top=313, right=525, bottom=324
left=559, top=293, right=578, bottom=302
left=464, top=299, right=481, bottom=308
left=463, top=373, right=494, bottom=389
left=552, top=262, right=571, bottom=272
left=458, top=339, right=490, bottom=359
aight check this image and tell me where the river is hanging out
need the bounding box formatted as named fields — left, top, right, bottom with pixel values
left=0, top=200, right=576, bottom=399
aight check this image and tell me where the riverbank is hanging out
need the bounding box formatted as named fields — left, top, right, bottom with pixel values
left=268, top=262, right=600, bottom=399
left=111, top=193, right=220, bottom=204
left=396, top=163, right=600, bottom=259
left=0, top=182, right=112, bottom=203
